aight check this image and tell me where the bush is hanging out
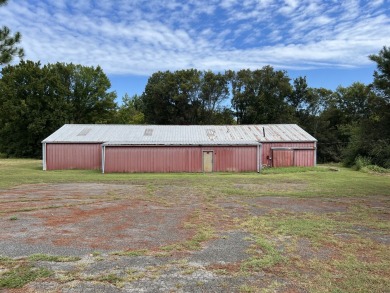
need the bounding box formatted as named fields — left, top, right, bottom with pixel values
left=361, top=165, right=390, bottom=174
left=354, top=156, right=372, bottom=170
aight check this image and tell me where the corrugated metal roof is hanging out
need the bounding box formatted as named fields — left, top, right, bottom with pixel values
left=42, top=124, right=317, bottom=144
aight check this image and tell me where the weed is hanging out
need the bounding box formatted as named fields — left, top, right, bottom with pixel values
left=28, top=254, right=81, bottom=262
left=9, top=216, right=18, bottom=221
left=0, top=265, right=52, bottom=289
left=242, top=237, right=284, bottom=271
left=182, top=268, right=196, bottom=275
left=110, top=249, right=148, bottom=257
left=183, top=226, right=214, bottom=250
left=126, top=269, right=146, bottom=282
left=96, top=273, right=123, bottom=285
left=239, top=284, right=257, bottom=292
left=273, top=216, right=339, bottom=244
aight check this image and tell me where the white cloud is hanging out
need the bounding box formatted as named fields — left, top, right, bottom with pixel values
left=0, top=0, right=389, bottom=75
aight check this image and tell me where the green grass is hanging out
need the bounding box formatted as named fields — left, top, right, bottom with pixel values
left=0, top=264, right=52, bottom=289
left=240, top=203, right=390, bottom=292
left=0, top=158, right=389, bottom=291
left=0, top=159, right=389, bottom=198
left=161, top=226, right=215, bottom=252
left=95, top=273, right=124, bottom=285
left=110, top=249, right=148, bottom=257
left=242, top=237, right=284, bottom=271
left=28, top=254, right=81, bottom=262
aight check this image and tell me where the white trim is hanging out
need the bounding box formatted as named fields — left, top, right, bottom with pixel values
left=258, top=144, right=262, bottom=173
left=102, top=145, right=106, bottom=174
left=42, top=143, right=47, bottom=171
left=256, top=144, right=260, bottom=173
left=314, top=142, right=317, bottom=166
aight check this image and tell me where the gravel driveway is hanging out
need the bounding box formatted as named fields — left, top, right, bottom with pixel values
left=0, top=183, right=388, bottom=292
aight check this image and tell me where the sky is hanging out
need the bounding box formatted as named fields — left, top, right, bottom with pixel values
left=1, top=0, right=389, bottom=101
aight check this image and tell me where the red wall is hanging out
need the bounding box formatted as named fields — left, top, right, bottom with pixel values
left=261, top=142, right=316, bottom=167
left=104, top=146, right=258, bottom=173
left=46, top=143, right=101, bottom=170
left=45, top=142, right=315, bottom=172
left=212, top=146, right=257, bottom=172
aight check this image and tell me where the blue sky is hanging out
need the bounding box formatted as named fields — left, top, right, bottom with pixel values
left=1, top=0, right=389, bottom=101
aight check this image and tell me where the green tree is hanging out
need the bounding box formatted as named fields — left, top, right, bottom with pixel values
left=369, top=46, right=390, bottom=102
left=142, top=69, right=233, bottom=124
left=142, top=70, right=181, bottom=124
left=231, top=66, right=294, bottom=124
left=0, top=61, right=66, bottom=156
left=116, top=94, right=145, bottom=124
left=199, top=71, right=230, bottom=124
left=0, top=61, right=117, bottom=157
left=0, top=0, right=24, bottom=65
left=65, top=64, right=117, bottom=123
left=313, top=83, right=377, bottom=164
left=289, top=76, right=310, bottom=111
left=340, top=47, right=390, bottom=168
left=289, top=84, right=336, bottom=163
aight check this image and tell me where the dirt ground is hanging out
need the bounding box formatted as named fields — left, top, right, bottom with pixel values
left=0, top=183, right=389, bottom=292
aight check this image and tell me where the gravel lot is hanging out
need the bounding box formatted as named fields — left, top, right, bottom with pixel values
left=0, top=183, right=389, bottom=292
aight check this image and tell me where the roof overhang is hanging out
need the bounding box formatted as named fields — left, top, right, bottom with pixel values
left=102, top=141, right=261, bottom=146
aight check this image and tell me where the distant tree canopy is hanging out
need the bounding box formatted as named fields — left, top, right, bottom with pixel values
left=0, top=61, right=117, bottom=157
left=141, top=69, right=233, bottom=124
left=231, top=66, right=294, bottom=124
left=115, top=94, right=145, bottom=124
left=0, top=0, right=24, bottom=65
left=0, top=46, right=389, bottom=167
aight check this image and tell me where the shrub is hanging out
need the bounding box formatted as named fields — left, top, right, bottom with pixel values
left=361, top=165, right=390, bottom=174
left=354, top=156, right=372, bottom=170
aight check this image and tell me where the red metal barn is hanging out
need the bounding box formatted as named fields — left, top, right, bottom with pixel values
left=42, top=124, right=316, bottom=173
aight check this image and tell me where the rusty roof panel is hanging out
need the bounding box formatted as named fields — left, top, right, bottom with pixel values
left=42, top=124, right=316, bottom=144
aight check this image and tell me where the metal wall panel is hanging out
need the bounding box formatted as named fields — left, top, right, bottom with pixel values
left=262, top=142, right=316, bottom=167
left=294, top=149, right=314, bottom=167
left=104, top=146, right=258, bottom=173
left=46, top=143, right=101, bottom=170
left=212, top=146, right=257, bottom=172
left=104, top=146, right=202, bottom=173
left=272, top=149, right=294, bottom=167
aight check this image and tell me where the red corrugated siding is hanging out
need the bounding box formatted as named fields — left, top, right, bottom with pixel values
left=212, top=146, right=257, bottom=172
left=262, top=142, right=316, bottom=167
left=273, top=150, right=294, bottom=167
left=294, top=149, right=313, bottom=167
left=46, top=143, right=101, bottom=170
left=45, top=142, right=314, bottom=172
left=105, top=146, right=202, bottom=173
left=104, top=146, right=258, bottom=173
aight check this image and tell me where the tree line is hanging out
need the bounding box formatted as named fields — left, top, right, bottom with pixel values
left=0, top=48, right=389, bottom=168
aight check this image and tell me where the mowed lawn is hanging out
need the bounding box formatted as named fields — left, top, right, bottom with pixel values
left=0, top=159, right=389, bottom=292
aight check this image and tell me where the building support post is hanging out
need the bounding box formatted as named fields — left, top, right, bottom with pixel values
left=102, top=145, right=106, bottom=174
left=257, top=143, right=262, bottom=173
left=42, top=143, right=47, bottom=171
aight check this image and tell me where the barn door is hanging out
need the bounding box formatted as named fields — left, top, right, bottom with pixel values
left=272, top=149, right=294, bottom=167
left=203, top=151, right=213, bottom=172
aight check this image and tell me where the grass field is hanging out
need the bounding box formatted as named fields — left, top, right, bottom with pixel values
left=1, top=159, right=389, bottom=197
left=0, top=159, right=389, bottom=292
